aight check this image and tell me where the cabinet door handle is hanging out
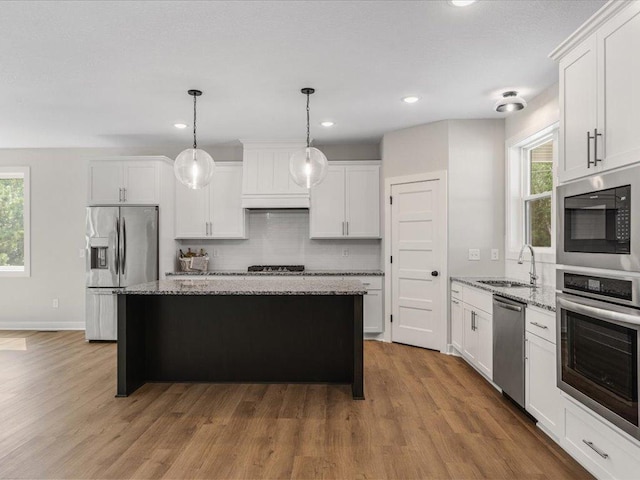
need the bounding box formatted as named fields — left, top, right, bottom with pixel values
left=342, top=221, right=345, bottom=236
left=582, top=440, right=609, bottom=459
left=587, top=130, right=592, bottom=168
left=530, top=321, right=548, bottom=330
left=123, top=188, right=127, bottom=202
left=594, top=128, right=603, bottom=165
left=347, top=222, right=349, bottom=236
left=471, top=311, right=476, bottom=331
left=119, top=188, right=123, bottom=202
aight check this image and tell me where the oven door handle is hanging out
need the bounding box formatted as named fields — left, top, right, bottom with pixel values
left=558, top=296, right=640, bottom=327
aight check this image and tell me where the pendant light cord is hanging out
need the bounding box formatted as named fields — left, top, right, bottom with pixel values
left=193, top=93, right=197, bottom=149
left=306, top=92, right=311, bottom=148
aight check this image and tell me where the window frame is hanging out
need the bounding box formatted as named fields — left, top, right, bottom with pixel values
left=506, top=123, right=558, bottom=264
left=0, top=166, right=30, bottom=277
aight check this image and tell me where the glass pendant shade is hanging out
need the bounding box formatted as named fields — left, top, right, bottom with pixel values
left=289, top=147, right=328, bottom=189
left=174, top=148, right=215, bottom=189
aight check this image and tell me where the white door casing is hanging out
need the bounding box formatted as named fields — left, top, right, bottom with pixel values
left=387, top=173, right=447, bottom=351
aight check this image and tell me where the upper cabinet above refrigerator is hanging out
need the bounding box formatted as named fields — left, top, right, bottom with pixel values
left=552, top=2, right=640, bottom=184
left=88, top=157, right=164, bottom=205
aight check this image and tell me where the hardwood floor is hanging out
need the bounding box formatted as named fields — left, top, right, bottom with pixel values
left=0, top=331, right=592, bottom=479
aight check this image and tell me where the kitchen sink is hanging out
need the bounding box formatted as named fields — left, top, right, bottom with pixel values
left=478, top=280, right=537, bottom=288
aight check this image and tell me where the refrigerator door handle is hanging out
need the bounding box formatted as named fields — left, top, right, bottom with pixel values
left=120, top=217, right=126, bottom=274
left=114, top=217, right=120, bottom=275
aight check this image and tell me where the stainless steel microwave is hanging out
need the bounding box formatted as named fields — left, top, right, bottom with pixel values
left=558, top=167, right=638, bottom=271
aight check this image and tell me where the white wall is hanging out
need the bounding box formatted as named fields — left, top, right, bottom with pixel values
left=0, top=142, right=380, bottom=330
left=504, top=83, right=559, bottom=287
left=448, top=119, right=505, bottom=277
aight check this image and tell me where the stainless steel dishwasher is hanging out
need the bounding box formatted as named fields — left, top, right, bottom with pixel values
left=493, top=295, right=526, bottom=408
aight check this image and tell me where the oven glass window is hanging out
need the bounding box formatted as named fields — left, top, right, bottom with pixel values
left=561, top=309, right=638, bottom=426
left=564, top=185, right=630, bottom=254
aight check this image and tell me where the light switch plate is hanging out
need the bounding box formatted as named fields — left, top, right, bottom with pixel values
left=468, top=249, right=480, bottom=261
left=491, top=249, right=499, bottom=261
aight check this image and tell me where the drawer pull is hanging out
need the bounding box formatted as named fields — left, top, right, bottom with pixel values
left=452, top=300, right=460, bottom=305
left=451, top=289, right=460, bottom=294
left=582, top=440, right=609, bottom=459
left=530, top=321, right=548, bottom=330
left=362, top=282, right=371, bottom=285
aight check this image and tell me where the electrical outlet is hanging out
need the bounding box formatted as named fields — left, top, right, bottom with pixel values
left=79, top=249, right=85, bottom=258
left=491, top=249, right=499, bottom=261
left=52, top=298, right=59, bottom=308
left=342, top=249, right=349, bottom=257
left=468, top=249, right=480, bottom=261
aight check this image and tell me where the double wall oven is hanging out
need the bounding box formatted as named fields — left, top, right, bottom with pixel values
left=557, top=165, right=640, bottom=440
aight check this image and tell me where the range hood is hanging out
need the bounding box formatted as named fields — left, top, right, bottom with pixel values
left=241, top=141, right=310, bottom=209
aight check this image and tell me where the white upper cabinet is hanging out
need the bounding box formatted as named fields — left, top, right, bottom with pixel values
left=553, top=2, right=640, bottom=183
left=88, top=158, right=162, bottom=205
left=175, top=162, right=246, bottom=239
left=241, top=142, right=309, bottom=208
left=310, top=162, right=380, bottom=239
left=558, top=35, right=598, bottom=183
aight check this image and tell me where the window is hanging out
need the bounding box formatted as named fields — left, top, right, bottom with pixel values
left=506, top=123, right=557, bottom=260
left=0, top=167, right=30, bottom=276
left=524, top=139, right=553, bottom=247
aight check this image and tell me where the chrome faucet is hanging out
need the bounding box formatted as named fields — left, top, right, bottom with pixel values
left=518, top=244, right=538, bottom=286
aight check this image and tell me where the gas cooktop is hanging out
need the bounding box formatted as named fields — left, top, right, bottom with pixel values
left=247, top=265, right=305, bottom=273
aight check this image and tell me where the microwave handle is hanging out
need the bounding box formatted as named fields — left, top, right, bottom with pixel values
left=558, top=296, right=640, bottom=327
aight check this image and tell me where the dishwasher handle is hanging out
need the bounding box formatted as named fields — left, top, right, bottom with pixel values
left=494, top=300, right=523, bottom=313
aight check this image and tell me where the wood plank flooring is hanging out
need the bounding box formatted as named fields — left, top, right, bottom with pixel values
left=0, top=331, right=592, bottom=479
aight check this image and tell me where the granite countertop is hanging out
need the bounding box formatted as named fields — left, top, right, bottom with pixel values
left=117, top=277, right=368, bottom=296
left=450, top=277, right=556, bottom=312
left=166, top=270, right=384, bottom=277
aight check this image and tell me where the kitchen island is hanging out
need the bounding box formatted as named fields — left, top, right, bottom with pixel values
left=116, top=277, right=366, bottom=399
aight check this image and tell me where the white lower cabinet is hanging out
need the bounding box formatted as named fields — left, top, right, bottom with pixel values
left=526, top=330, right=562, bottom=440
left=563, top=396, right=640, bottom=480
left=353, top=276, right=383, bottom=334
left=455, top=285, right=493, bottom=381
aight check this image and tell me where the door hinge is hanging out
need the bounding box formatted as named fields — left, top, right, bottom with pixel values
left=390, top=195, right=393, bottom=204
left=390, top=314, right=393, bottom=323
left=390, top=256, right=393, bottom=264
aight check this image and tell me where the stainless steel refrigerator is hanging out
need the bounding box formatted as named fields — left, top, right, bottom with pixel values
left=85, top=206, right=158, bottom=341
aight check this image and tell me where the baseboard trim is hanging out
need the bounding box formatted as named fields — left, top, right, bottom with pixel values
left=0, top=322, right=84, bottom=331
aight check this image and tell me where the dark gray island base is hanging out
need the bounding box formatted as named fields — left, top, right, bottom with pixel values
left=116, top=278, right=365, bottom=399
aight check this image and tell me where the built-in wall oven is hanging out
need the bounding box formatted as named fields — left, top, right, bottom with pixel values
left=557, top=269, right=640, bottom=440
left=557, top=166, right=637, bottom=271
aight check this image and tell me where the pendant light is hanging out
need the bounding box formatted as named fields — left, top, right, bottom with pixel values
left=289, top=88, right=328, bottom=189
left=494, top=91, right=527, bottom=113
left=174, top=89, right=215, bottom=189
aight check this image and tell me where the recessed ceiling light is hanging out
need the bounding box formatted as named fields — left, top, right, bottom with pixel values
left=174, top=123, right=187, bottom=129
left=402, top=96, right=420, bottom=104
left=448, top=0, right=477, bottom=7
left=320, top=121, right=335, bottom=127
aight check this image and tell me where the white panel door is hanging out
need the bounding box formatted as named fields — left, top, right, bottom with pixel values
left=598, top=2, right=640, bottom=171
left=391, top=179, right=443, bottom=350
left=345, top=165, right=380, bottom=238
left=174, top=181, right=208, bottom=238
left=210, top=164, right=245, bottom=238
left=558, top=34, right=598, bottom=183
left=88, top=162, right=122, bottom=204
left=123, top=162, right=159, bottom=204
left=310, top=166, right=346, bottom=238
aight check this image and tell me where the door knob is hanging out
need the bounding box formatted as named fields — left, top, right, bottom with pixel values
left=431, top=271, right=439, bottom=277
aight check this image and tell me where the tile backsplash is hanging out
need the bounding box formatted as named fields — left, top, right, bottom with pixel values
left=176, top=210, right=382, bottom=271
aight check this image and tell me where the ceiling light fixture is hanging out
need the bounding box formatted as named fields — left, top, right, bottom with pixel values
left=320, top=121, right=335, bottom=127
left=448, top=0, right=477, bottom=7
left=494, top=91, right=527, bottom=113
left=174, top=123, right=187, bottom=129
left=174, top=90, right=215, bottom=189
left=289, top=88, right=329, bottom=189
left=402, top=96, right=420, bottom=104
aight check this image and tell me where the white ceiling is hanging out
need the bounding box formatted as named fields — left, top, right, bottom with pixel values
left=1, top=0, right=605, bottom=149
